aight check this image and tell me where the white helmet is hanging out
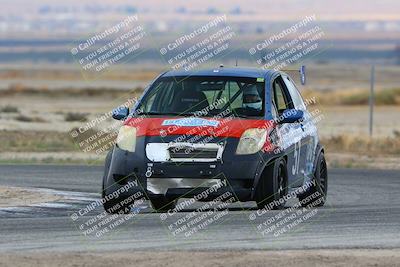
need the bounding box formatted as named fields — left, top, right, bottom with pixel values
left=243, top=85, right=262, bottom=110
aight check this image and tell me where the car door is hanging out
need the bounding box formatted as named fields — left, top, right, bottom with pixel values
left=271, top=75, right=304, bottom=186
left=282, top=74, right=313, bottom=181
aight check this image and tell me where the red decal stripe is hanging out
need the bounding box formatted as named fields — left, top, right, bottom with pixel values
left=124, top=117, right=275, bottom=138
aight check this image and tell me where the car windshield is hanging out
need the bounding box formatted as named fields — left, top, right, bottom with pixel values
left=138, top=76, right=265, bottom=118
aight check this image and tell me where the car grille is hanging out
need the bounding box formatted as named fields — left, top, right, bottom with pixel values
left=145, top=142, right=224, bottom=162
left=168, top=146, right=219, bottom=159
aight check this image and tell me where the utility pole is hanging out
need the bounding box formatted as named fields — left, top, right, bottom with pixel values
left=396, top=44, right=400, bottom=65
left=369, top=65, right=375, bottom=137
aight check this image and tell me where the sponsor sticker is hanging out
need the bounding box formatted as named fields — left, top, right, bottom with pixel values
left=162, top=118, right=219, bottom=127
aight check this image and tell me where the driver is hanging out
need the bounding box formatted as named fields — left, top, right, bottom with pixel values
left=242, top=85, right=262, bottom=111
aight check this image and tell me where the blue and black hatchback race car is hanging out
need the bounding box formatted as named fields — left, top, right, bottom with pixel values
left=102, top=67, right=328, bottom=213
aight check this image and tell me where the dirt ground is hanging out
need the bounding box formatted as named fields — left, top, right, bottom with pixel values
left=0, top=186, right=60, bottom=207
left=0, top=249, right=399, bottom=267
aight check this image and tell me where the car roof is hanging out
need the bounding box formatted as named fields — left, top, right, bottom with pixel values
left=161, top=67, right=278, bottom=79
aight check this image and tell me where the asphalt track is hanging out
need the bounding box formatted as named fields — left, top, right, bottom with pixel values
left=0, top=165, right=399, bottom=252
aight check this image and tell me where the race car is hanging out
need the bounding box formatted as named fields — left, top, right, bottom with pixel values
left=102, top=66, right=328, bottom=213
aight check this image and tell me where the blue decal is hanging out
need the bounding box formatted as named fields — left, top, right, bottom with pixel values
left=162, top=118, right=219, bottom=127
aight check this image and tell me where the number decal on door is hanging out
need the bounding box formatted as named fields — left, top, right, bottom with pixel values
left=292, top=140, right=301, bottom=175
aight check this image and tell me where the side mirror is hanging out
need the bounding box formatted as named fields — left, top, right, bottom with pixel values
left=112, top=107, right=129, bottom=120
left=280, top=109, right=304, bottom=123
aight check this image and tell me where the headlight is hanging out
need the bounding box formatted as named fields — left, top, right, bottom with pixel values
left=116, top=126, right=137, bottom=152
left=236, top=128, right=267, bottom=155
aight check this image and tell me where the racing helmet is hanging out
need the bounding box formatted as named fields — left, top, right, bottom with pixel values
left=243, top=85, right=262, bottom=110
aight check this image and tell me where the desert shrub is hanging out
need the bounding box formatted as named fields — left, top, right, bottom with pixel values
left=15, top=115, right=46, bottom=122
left=0, top=105, right=19, bottom=113
left=64, top=112, right=88, bottom=122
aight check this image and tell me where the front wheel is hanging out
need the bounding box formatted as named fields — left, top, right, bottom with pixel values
left=255, top=158, right=288, bottom=210
left=298, top=152, right=328, bottom=207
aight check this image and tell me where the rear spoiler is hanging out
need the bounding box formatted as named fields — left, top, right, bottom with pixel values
left=281, top=65, right=306, bottom=85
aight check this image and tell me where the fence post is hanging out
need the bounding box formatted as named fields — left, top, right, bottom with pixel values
left=369, top=65, right=375, bottom=137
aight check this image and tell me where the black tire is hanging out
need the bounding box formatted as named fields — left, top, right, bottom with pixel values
left=149, top=196, right=177, bottom=212
left=255, top=158, right=288, bottom=210
left=298, top=152, right=328, bottom=208
left=102, top=149, right=132, bottom=214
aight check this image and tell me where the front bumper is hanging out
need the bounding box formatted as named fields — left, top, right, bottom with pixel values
left=104, top=136, right=276, bottom=201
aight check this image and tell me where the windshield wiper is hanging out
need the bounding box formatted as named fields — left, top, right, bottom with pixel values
left=232, top=113, right=251, bottom=118
left=137, top=111, right=194, bottom=116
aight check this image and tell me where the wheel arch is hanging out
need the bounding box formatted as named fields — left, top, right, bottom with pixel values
left=313, top=142, right=325, bottom=174
left=102, top=148, right=114, bottom=193
left=251, top=153, right=286, bottom=199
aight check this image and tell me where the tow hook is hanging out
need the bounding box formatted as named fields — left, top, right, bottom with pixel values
left=145, top=163, right=153, bottom=178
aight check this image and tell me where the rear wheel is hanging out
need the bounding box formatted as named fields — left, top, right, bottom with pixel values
left=150, top=196, right=177, bottom=212
left=255, top=158, right=288, bottom=210
left=102, top=150, right=132, bottom=214
left=299, top=152, right=328, bottom=207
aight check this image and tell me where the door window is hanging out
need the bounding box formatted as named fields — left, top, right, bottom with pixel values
left=283, top=76, right=306, bottom=110
left=272, top=76, right=292, bottom=115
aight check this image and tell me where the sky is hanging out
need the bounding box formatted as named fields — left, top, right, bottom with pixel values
left=1, top=0, right=399, bottom=21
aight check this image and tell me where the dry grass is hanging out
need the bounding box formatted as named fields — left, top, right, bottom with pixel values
left=2, top=83, right=400, bottom=106
left=303, top=88, right=400, bottom=106
left=0, top=130, right=75, bottom=152
left=0, top=84, right=143, bottom=99
left=0, top=69, right=159, bottom=81
left=322, top=134, right=400, bottom=155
